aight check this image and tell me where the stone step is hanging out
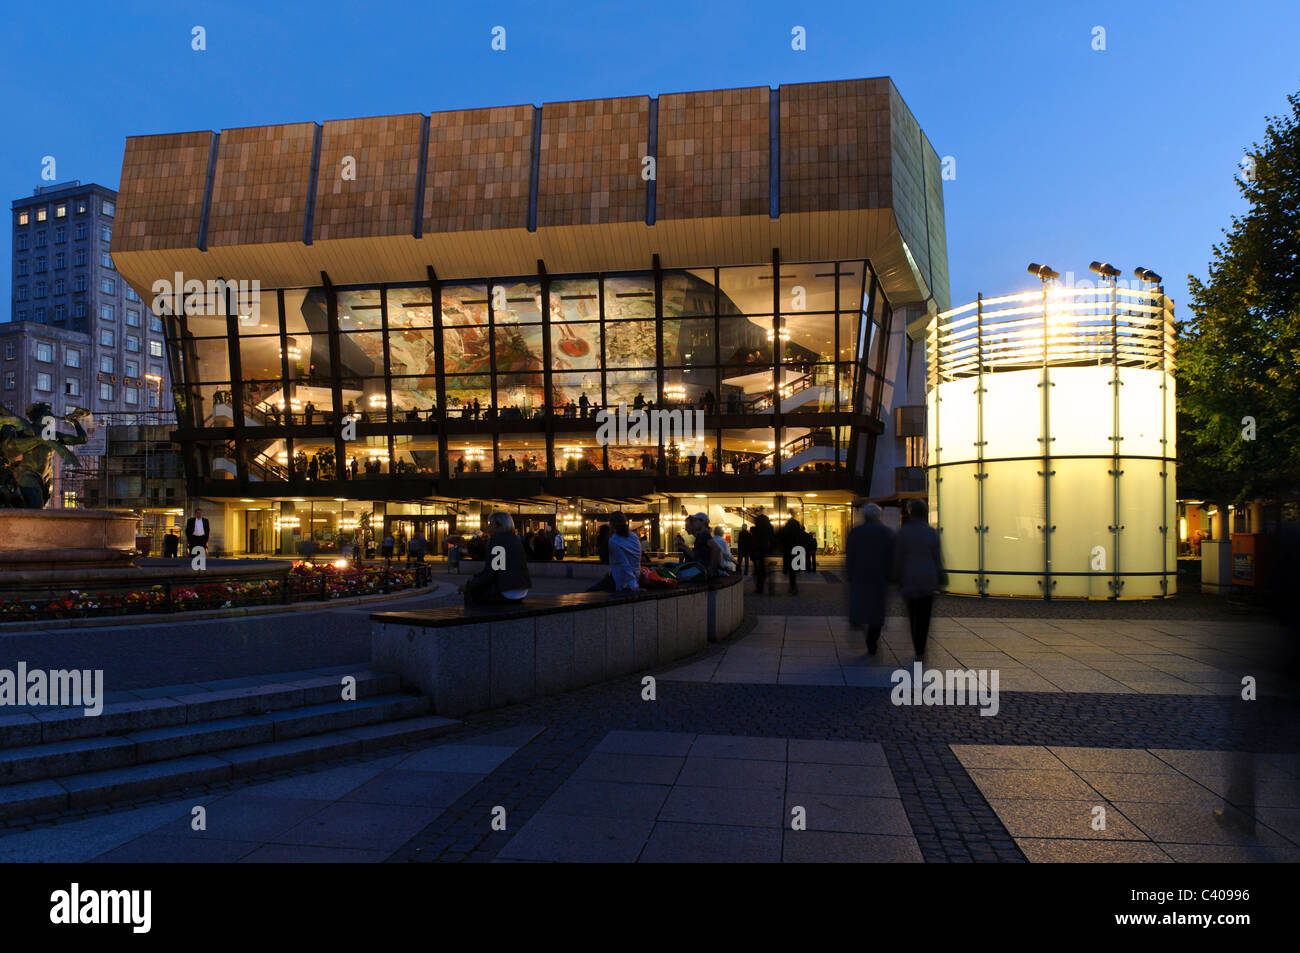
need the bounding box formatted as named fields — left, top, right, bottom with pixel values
left=0, top=670, right=400, bottom=747
left=0, top=714, right=458, bottom=821
left=0, top=694, right=430, bottom=785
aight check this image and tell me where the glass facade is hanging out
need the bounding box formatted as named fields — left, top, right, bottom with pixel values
left=165, top=258, right=892, bottom=502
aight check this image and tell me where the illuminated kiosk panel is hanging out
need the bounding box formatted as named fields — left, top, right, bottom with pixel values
left=927, top=286, right=1176, bottom=599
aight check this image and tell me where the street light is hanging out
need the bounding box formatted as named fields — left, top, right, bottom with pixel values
left=1089, top=261, right=1122, bottom=279
left=1027, top=263, right=1059, bottom=282
left=1133, top=266, right=1162, bottom=285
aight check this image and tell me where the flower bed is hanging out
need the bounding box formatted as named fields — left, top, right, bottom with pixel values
left=0, top=562, right=423, bottom=622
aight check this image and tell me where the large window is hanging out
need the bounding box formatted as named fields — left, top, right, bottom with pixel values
left=175, top=259, right=889, bottom=487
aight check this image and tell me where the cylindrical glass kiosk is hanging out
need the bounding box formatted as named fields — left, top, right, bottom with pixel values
left=927, top=283, right=1176, bottom=599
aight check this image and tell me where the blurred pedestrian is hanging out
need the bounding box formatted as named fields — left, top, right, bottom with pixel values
left=893, top=498, right=947, bottom=658
left=846, top=502, right=893, bottom=654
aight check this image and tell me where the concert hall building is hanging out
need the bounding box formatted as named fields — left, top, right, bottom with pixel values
left=109, top=78, right=948, bottom=557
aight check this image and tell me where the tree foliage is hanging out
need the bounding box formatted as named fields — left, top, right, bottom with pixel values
left=1178, top=89, right=1300, bottom=502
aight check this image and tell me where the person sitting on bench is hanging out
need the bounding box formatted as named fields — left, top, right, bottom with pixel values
left=459, top=511, right=531, bottom=607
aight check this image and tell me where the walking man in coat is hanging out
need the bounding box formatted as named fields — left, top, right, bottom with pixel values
left=893, top=498, right=948, bottom=658
left=846, top=502, right=894, bottom=654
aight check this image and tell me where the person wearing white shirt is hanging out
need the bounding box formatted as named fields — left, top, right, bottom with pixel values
left=185, top=509, right=210, bottom=554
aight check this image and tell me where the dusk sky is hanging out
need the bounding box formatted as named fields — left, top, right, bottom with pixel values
left=4, top=0, right=1297, bottom=318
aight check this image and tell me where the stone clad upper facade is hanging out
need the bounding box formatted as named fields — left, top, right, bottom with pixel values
left=110, top=78, right=948, bottom=316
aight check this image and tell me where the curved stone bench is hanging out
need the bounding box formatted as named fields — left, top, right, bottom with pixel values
left=371, top=574, right=743, bottom=716
left=446, top=559, right=617, bottom=580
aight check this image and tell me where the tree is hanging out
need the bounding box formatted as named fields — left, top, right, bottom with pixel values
left=1178, top=89, right=1300, bottom=503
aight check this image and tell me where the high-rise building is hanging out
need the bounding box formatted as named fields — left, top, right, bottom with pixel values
left=10, top=181, right=173, bottom=416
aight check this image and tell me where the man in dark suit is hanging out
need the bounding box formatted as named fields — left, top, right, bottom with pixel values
left=185, top=508, right=210, bottom=554
left=846, top=501, right=895, bottom=654
left=460, top=511, right=532, bottom=607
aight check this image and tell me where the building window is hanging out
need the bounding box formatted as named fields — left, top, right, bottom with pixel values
left=99, top=355, right=114, bottom=374
left=35, top=282, right=46, bottom=297
left=55, top=204, right=66, bottom=218
left=124, top=386, right=139, bottom=406
left=62, top=490, right=77, bottom=508
left=3, top=372, right=13, bottom=390
left=149, top=315, right=163, bottom=332
left=74, top=223, right=87, bottom=241
left=53, top=279, right=65, bottom=295
left=149, top=339, right=164, bottom=358
left=54, top=305, right=67, bottom=322
left=15, top=287, right=27, bottom=301
left=34, top=307, right=45, bottom=322
left=36, top=342, right=53, bottom=363
left=73, top=275, right=86, bottom=292
left=125, top=286, right=140, bottom=302
left=76, top=199, right=87, bottom=214
left=125, top=359, right=139, bottom=378
left=73, top=302, right=86, bottom=319
left=125, top=335, right=140, bottom=353
left=65, top=348, right=80, bottom=368
left=101, top=225, right=112, bottom=242
left=35, top=231, right=46, bottom=247
left=14, top=311, right=25, bottom=322
left=101, top=251, right=114, bottom=269
left=100, top=304, right=115, bottom=322
left=35, top=257, right=47, bottom=273
left=103, top=201, right=115, bottom=216
left=54, top=226, right=66, bottom=243
left=147, top=381, right=161, bottom=408
left=101, top=277, right=115, bottom=295
left=36, top=372, right=52, bottom=392
left=17, top=211, right=29, bottom=226
left=16, top=235, right=28, bottom=251
left=54, top=253, right=65, bottom=269
left=36, top=208, right=47, bottom=222
left=15, top=261, right=27, bottom=277
left=65, top=378, right=80, bottom=397
left=100, top=329, right=114, bottom=347
left=126, top=308, right=140, bottom=327
left=99, top=382, right=113, bottom=401
left=3, top=343, right=14, bottom=360
left=74, top=249, right=86, bottom=266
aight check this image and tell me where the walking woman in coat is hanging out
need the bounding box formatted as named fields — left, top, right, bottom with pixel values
left=845, top=502, right=894, bottom=654
left=893, top=498, right=948, bottom=658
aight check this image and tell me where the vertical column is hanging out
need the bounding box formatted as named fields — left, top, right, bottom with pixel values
left=540, top=261, right=555, bottom=477
left=323, top=272, right=345, bottom=481
left=427, top=266, right=448, bottom=479
left=1038, top=284, right=1054, bottom=599
left=771, top=248, right=782, bottom=476
left=974, top=294, right=987, bottom=596
left=653, top=255, right=665, bottom=481
left=277, top=289, right=294, bottom=481
left=1159, top=289, right=1173, bottom=596
left=1108, top=280, right=1123, bottom=598
left=223, top=278, right=248, bottom=483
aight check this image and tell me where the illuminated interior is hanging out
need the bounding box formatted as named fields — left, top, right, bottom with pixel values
left=927, top=284, right=1177, bottom=599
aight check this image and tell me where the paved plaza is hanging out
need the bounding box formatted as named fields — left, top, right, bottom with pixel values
left=1, top=575, right=1295, bottom=863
